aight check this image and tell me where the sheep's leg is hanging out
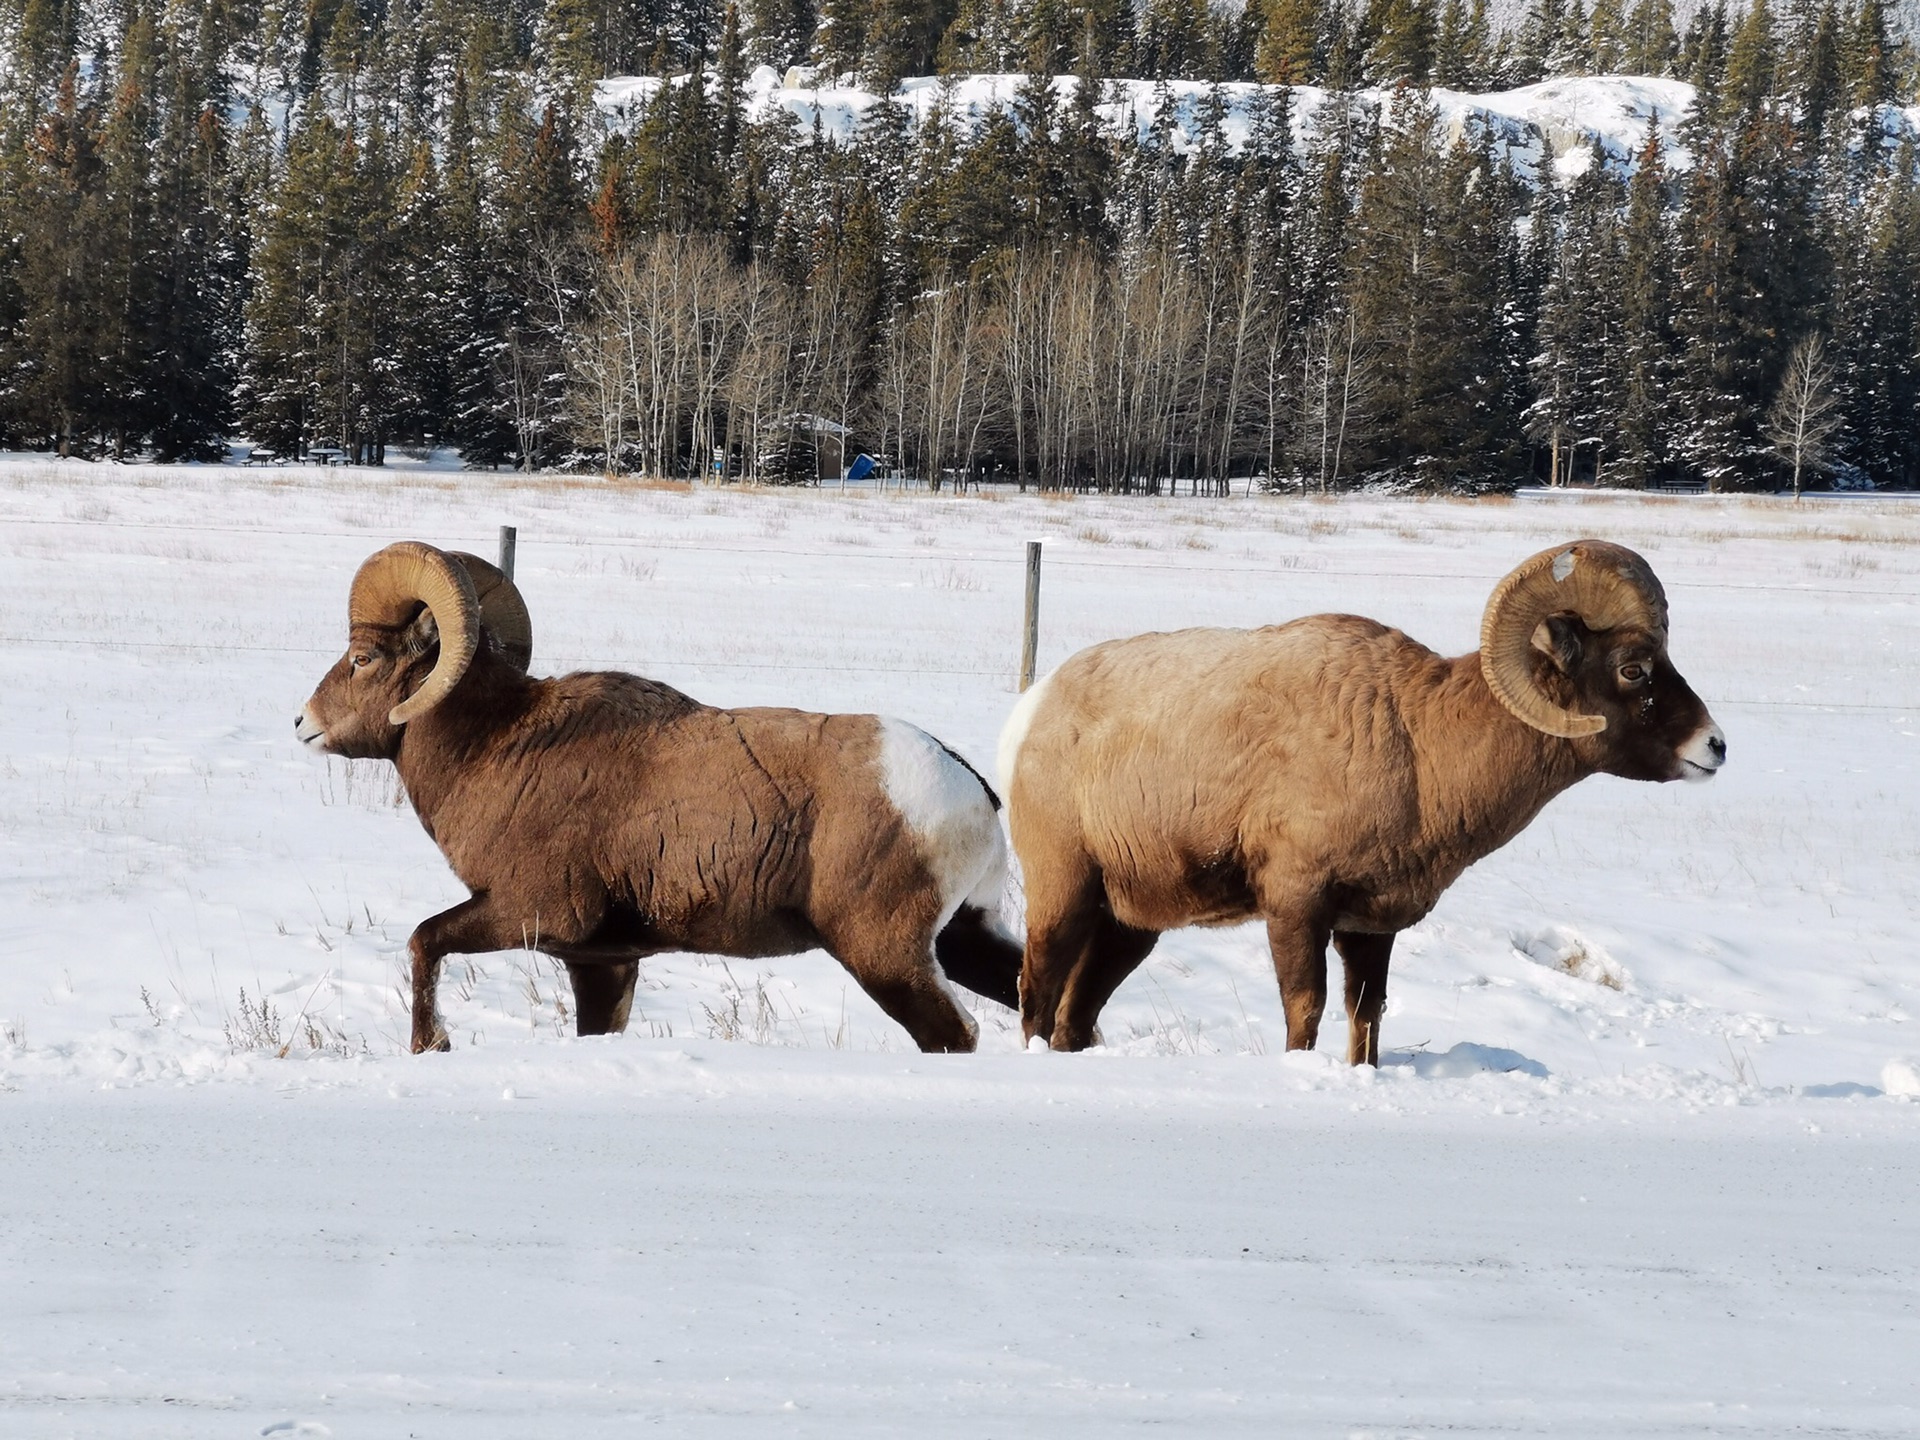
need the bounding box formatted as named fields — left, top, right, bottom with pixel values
left=825, top=910, right=978, bottom=1054
left=858, top=967, right=980, bottom=1054
left=1049, top=912, right=1158, bottom=1052
left=1017, top=853, right=1104, bottom=1048
left=1018, top=911, right=1085, bottom=1049
left=407, top=897, right=525, bottom=1054
left=1332, top=930, right=1393, bottom=1067
left=565, top=961, right=640, bottom=1036
left=1267, top=917, right=1332, bottom=1052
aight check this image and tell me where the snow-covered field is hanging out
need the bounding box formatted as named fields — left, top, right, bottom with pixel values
left=2, top=459, right=1916, bottom=1435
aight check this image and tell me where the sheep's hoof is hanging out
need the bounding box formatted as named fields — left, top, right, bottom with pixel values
left=411, top=1027, right=452, bottom=1054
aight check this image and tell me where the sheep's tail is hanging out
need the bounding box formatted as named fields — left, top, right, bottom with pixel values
left=935, top=904, right=1023, bottom=1011
left=933, top=737, right=1000, bottom=811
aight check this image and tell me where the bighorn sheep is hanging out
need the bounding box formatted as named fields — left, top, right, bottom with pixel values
left=297, top=542, right=1021, bottom=1054
left=999, top=539, right=1726, bottom=1063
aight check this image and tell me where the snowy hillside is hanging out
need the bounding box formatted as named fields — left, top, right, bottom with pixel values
left=3, top=462, right=1917, bottom=1433
left=599, top=68, right=1920, bottom=181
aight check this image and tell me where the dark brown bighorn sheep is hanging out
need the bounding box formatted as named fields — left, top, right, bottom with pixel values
left=999, top=539, right=1725, bottom=1063
left=298, top=542, right=1021, bottom=1054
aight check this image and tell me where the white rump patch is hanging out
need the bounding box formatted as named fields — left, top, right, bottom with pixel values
left=876, top=718, right=1007, bottom=931
left=995, top=669, right=1054, bottom=795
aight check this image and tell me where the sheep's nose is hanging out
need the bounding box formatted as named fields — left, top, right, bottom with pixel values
left=1706, top=732, right=1727, bottom=763
left=292, top=715, right=302, bottom=731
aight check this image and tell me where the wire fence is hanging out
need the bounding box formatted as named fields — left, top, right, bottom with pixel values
left=2, top=508, right=1915, bottom=715
left=2, top=511, right=1916, bottom=599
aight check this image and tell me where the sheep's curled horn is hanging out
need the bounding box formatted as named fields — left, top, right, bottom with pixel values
left=1480, top=539, right=1670, bottom=739
left=446, top=551, right=533, bottom=672
left=348, top=542, right=534, bottom=725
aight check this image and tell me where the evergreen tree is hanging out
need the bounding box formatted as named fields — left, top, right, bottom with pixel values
left=866, top=0, right=959, bottom=86
left=535, top=0, right=601, bottom=113
left=1346, top=91, right=1515, bottom=485
left=1723, top=0, right=1777, bottom=118
left=1622, top=0, right=1676, bottom=76
left=1611, top=119, right=1673, bottom=486
left=1664, top=97, right=1822, bottom=489
left=1587, top=0, right=1626, bottom=72
left=743, top=0, right=815, bottom=68
left=1011, top=52, right=1063, bottom=239
left=94, top=9, right=163, bottom=455
left=1527, top=144, right=1625, bottom=485
left=442, top=73, right=519, bottom=467
left=1432, top=0, right=1490, bottom=87
left=1830, top=142, right=1920, bottom=485
left=1511, top=0, right=1581, bottom=84
left=1256, top=0, right=1318, bottom=83
left=13, top=0, right=83, bottom=122
left=1786, top=0, right=1844, bottom=138
left=1365, top=0, right=1435, bottom=84
left=1681, top=0, right=1730, bottom=100
left=508, top=99, right=586, bottom=240
left=1845, top=0, right=1900, bottom=109
left=242, top=112, right=348, bottom=458
left=144, top=27, right=241, bottom=459
left=1052, top=42, right=1114, bottom=247
left=5, top=62, right=105, bottom=454
left=814, top=0, right=867, bottom=79
left=1133, top=0, right=1214, bottom=80
left=387, top=140, right=456, bottom=444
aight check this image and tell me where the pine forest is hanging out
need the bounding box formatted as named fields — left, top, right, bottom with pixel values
left=1, top=0, right=1918, bottom=492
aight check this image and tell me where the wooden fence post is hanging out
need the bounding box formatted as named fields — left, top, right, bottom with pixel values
left=1019, top=540, right=1042, bottom=692
left=498, top=525, right=517, bottom=581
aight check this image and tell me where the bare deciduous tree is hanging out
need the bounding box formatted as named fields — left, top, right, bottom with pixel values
left=1766, top=334, right=1844, bottom=499
left=563, top=235, right=1316, bottom=496
left=1291, top=307, right=1378, bottom=493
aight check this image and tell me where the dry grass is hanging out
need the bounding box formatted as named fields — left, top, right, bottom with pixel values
left=223, top=987, right=283, bottom=1052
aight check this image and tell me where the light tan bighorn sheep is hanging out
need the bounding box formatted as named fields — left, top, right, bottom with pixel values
left=298, top=542, right=1021, bottom=1054
left=998, top=539, right=1725, bottom=1063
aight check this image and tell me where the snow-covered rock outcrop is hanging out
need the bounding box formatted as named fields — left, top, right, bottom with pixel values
left=597, top=69, right=1920, bottom=187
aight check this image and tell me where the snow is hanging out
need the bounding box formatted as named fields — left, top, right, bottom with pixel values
left=2, top=457, right=1917, bottom=1433
left=594, top=68, right=1920, bottom=186
left=1885, top=1056, right=1920, bottom=1096
left=1467, top=74, right=1701, bottom=177
left=598, top=69, right=1717, bottom=181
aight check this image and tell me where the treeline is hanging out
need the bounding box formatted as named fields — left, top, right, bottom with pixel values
left=0, top=0, right=1917, bottom=489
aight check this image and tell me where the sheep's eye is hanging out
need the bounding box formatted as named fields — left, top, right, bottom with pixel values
left=1619, top=662, right=1648, bottom=684
left=350, top=653, right=373, bottom=672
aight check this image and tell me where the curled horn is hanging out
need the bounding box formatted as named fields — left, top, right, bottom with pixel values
left=348, top=542, right=481, bottom=725
left=447, top=552, right=533, bottom=672
left=1479, top=539, right=1670, bottom=739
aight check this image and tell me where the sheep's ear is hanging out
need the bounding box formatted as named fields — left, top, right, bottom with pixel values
left=401, top=603, right=441, bottom=656
left=1530, top=613, right=1585, bottom=676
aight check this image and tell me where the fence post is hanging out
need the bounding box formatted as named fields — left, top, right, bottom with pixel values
left=1019, top=540, right=1042, bottom=693
left=497, top=525, right=517, bottom=581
